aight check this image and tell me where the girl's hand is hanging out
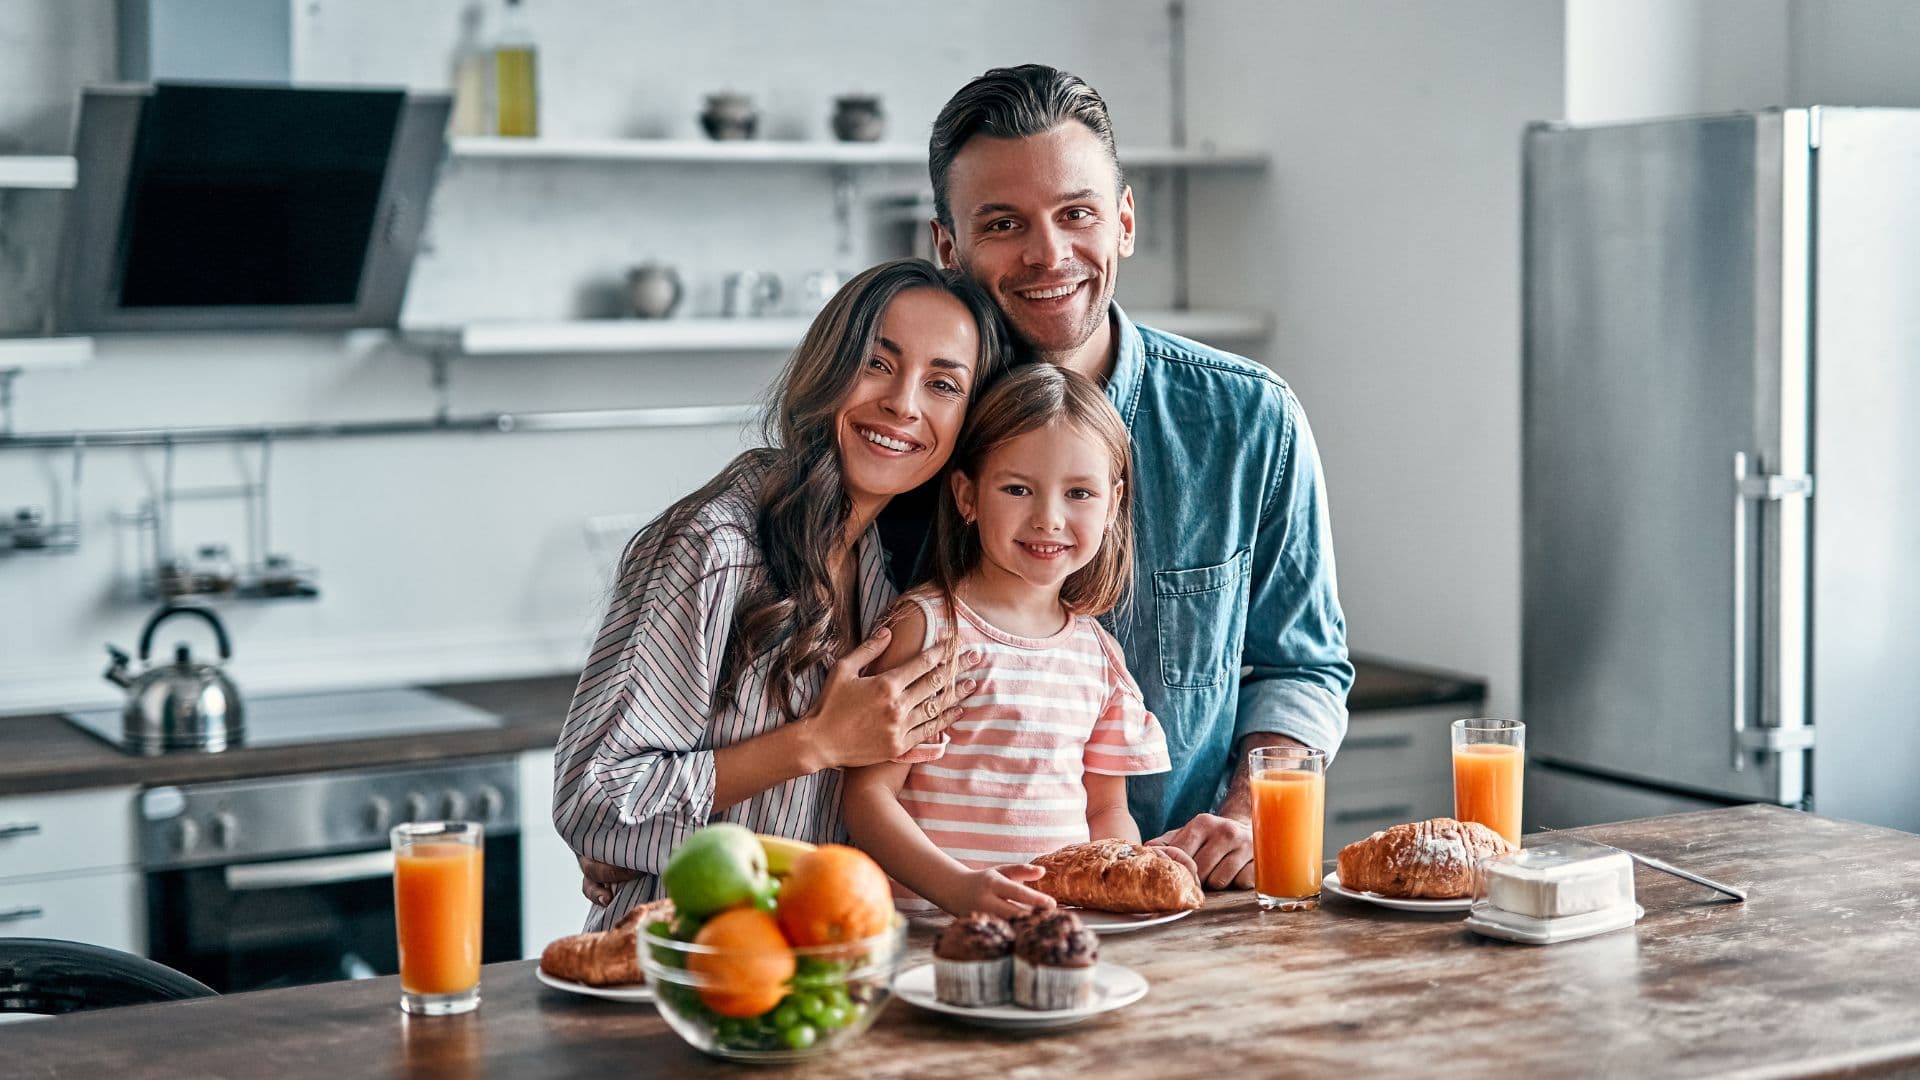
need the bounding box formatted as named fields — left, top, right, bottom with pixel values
left=945, top=863, right=1056, bottom=920
left=805, top=627, right=979, bottom=768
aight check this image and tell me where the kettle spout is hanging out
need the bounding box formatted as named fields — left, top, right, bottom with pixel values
left=103, top=644, right=134, bottom=689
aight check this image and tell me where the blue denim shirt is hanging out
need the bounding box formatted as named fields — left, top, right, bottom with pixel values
left=1104, top=305, right=1353, bottom=838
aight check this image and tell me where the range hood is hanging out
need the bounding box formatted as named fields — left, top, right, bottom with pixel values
left=56, top=82, right=449, bottom=333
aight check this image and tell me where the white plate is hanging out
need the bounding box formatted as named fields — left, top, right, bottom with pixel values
left=1322, top=870, right=1473, bottom=912
left=895, top=961, right=1147, bottom=1030
left=535, top=966, right=654, bottom=1003
left=1069, top=907, right=1195, bottom=934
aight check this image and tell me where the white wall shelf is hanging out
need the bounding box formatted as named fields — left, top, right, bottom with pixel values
left=411, top=310, right=1271, bottom=357
left=0, top=336, right=94, bottom=371
left=0, top=156, right=78, bottom=190
left=451, top=137, right=1267, bottom=170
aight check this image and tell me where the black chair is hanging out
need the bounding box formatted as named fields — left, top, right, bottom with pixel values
left=0, top=938, right=216, bottom=1016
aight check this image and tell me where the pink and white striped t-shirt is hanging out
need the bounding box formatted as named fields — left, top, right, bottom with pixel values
left=891, top=588, right=1171, bottom=911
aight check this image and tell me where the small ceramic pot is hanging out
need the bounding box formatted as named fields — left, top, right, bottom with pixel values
left=831, top=95, right=885, bottom=142
left=701, top=93, right=758, bottom=141
left=627, top=263, right=684, bottom=319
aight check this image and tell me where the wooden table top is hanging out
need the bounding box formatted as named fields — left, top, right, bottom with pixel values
left=10, top=804, right=1909, bottom=1079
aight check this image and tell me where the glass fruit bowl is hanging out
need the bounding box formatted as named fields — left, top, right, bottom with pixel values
left=639, top=919, right=907, bottom=1063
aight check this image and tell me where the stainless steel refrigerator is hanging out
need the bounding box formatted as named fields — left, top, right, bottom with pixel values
left=1522, top=108, right=1920, bottom=833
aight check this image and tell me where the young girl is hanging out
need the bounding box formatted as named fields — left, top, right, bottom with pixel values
left=843, top=363, right=1178, bottom=918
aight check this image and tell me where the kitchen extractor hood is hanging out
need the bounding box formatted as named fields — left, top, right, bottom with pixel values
left=56, top=82, right=449, bottom=333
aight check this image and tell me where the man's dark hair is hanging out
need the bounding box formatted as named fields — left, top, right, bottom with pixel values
left=928, top=64, right=1123, bottom=230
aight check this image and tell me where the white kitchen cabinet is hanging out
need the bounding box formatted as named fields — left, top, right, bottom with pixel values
left=0, top=870, right=144, bottom=954
left=517, top=747, right=588, bottom=956
left=0, top=786, right=143, bottom=954
left=1325, top=705, right=1469, bottom=852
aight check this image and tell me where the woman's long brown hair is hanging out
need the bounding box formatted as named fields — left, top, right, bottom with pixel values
left=930, top=364, right=1135, bottom=618
left=614, top=259, right=1011, bottom=720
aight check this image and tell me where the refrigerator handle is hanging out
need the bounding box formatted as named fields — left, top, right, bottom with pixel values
left=1733, top=451, right=1817, bottom=770
left=1732, top=452, right=1750, bottom=772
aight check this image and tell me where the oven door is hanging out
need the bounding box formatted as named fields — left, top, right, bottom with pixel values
left=146, top=834, right=520, bottom=994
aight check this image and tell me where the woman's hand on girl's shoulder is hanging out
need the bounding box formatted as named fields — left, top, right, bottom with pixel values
left=800, top=611, right=980, bottom=769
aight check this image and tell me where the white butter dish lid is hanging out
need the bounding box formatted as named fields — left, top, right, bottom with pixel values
left=1476, top=838, right=1635, bottom=919
left=1465, top=900, right=1643, bottom=945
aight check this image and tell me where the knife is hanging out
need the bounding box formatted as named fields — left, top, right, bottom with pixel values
left=1538, top=826, right=1747, bottom=902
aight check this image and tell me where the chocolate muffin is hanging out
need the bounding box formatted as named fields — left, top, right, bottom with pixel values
left=1012, top=910, right=1098, bottom=1010
left=933, top=913, right=1016, bottom=1006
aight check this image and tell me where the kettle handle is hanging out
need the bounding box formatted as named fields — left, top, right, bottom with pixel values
left=137, top=604, right=233, bottom=662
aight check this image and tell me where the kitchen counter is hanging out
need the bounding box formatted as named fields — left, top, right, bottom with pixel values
left=0, top=656, right=1478, bottom=796
left=5, top=804, right=1911, bottom=1079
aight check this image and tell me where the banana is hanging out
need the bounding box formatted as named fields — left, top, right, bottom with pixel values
left=757, top=834, right=817, bottom=877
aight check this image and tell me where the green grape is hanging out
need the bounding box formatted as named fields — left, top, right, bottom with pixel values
left=796, top=992, right=830, bottom=1025
left=714, top=1017, right=746, bottom=1045
left=770, top=999, right=802, bottom=1031
left=779, top=1023, right=818, bottom=1050
left=821, top=985, right=852, bottom=1013
left=816, top=1003, right=852, bottom=1030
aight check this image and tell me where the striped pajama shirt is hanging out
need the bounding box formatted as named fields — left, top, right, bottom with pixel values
left=890, top=589, right=1172, bottom=913
left=552, top=458, right=895, bottom=931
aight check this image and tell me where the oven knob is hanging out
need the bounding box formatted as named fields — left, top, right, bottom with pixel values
left=364, top=796, right=392, bottom=833
left=173, top=818, right=200, bottom=854
left=440, top=789, right=468, bottom=819
left=209, top=811, right=238, bottom=850
left=475, top=785, right=505, bottom=822
left=405, top=792, right=431, bottom=822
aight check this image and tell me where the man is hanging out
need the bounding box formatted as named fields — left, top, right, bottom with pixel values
left=578, top=63, right=1349, bottom=904
left=924, top=64, right=1351, bottom=889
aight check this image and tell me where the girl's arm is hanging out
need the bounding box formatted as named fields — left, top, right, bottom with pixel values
left=842, top=602, right=1052, bottom=919
left=844, top=760, right=1053, bottom=919
left=1084, top=772, right=1142, bottom=844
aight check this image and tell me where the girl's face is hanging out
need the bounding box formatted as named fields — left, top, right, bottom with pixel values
left=835, top=287, right=980, bottom=509
left=952, top=420, right=1123, bottom=596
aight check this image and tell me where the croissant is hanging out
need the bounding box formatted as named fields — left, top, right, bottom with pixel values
left=1032, top=840, right=1205, bottom=914
left=1335, top=818, right=1515, bottom=899
left=540, top=897, right=674, bottom=986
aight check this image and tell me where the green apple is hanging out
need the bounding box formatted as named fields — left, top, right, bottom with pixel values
left=662, top=822, right=771, bottom=919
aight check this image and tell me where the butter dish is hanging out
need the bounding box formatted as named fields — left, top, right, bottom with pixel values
left=1466, top=837, right=1641, bottom=945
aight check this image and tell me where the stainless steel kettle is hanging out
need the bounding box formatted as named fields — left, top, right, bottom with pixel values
left=104, top=604, right=245, bottom=755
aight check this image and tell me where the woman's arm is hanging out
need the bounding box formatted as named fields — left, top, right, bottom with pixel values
left=1084, top=772, right=1142, bottom=844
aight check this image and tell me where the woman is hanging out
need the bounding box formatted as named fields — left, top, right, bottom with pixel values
left=553, top=259, right=1012, bottom=929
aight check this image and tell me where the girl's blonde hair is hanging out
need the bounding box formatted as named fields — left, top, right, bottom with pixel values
left=930, top=364, right=1134, bottom=617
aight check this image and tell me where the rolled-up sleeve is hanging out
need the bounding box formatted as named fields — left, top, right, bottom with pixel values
left=1235, top=388, right=1354, bottom=759
left=552, top=522, right=748, bottom=877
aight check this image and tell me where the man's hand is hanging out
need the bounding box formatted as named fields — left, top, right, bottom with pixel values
left=1149, top=813, right=1255, bottom=890
left=578, top=852, right=640, bottom=906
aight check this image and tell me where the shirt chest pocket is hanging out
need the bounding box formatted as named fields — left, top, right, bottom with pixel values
left=1152, top=551, right=1249, bottom=689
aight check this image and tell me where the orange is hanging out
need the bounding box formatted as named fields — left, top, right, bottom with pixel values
left=775, top=844, right=894, bottom=947
left=687, top=908, right=795, bottom=1018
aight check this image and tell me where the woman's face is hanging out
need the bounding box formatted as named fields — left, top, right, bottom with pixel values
left=835, top=287, right=980, bottom=509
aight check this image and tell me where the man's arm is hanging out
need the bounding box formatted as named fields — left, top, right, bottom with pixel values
left=1150, top=386, right=1351, bottom=890
left=1232, top=385, right=1352, bottom=761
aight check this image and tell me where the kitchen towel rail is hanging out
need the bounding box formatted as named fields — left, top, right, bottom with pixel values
left=0, top=403, right=757, bottom=452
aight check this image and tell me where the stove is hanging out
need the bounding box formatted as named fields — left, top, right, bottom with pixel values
left=64, top=686, right=502, bottom=753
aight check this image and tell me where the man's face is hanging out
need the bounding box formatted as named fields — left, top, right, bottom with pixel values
left=932, top=122, right=1136, bottom=359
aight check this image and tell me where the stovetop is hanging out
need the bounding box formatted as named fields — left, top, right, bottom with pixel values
left=65, top=686, right=503, bottom=754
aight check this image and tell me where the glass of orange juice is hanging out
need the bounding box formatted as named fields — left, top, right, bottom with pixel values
left=1249, top=745, right=1327, bottom=911
left=391, top=821, right=484, bottom=1015
left=1452, top=718, right=1525, bottom=844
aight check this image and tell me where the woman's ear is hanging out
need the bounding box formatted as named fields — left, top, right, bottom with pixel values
left=950, top=470, right=977, bottom=524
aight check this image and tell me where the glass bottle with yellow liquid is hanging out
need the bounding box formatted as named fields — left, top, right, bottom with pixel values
left=492, top=0, right=538, bottom=137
